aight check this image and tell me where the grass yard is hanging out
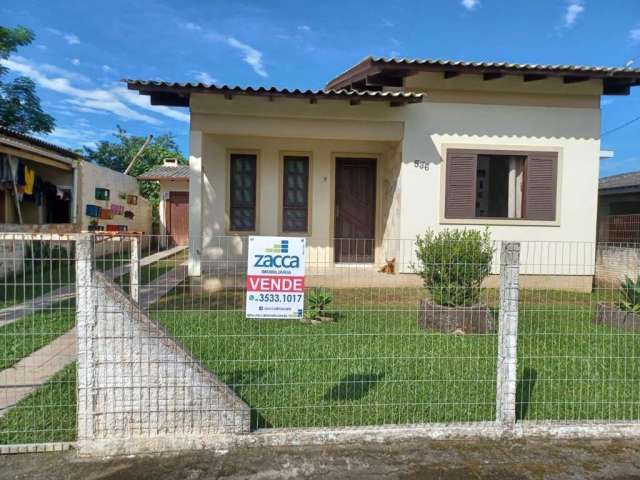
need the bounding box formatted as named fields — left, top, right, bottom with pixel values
left=0, top=364, right=76, bottom=444
left=1, top=285, right=639, bottom=444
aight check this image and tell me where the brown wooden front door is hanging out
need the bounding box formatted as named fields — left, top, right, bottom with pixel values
left=334, top=158, right=376, bottom=263
left=166, top=191, right=189, bottom=246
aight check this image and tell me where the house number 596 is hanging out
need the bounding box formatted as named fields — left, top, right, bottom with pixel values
left=414, top=160, right=429, bottom=171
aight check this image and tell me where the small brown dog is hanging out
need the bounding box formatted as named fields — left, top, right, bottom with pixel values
left=379, top=256, right=396, bottom=274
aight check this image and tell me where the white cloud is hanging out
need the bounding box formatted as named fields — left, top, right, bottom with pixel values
left=0, top=56, right=186, bottom=125
left=226, top=37, right=268, bottom=77
left=195, top=71, right=217, bottom=85
left=102, top=64, right=112, bottom=72
left=630, top=28, right=640, bottom=43
left=297, top=25, right=311, bottom=32
left=183, top=22, right=202, bottom=31
left=71, top=58, right=80, bottom=66
left=39, top=62, right=90, bottom=83
left=564, top=1, right=584, bottom=28
left=47, top=28, right=81, bottom=45
left=461, top=0, right=480, bottom=10
left=36, top=44, right=47, bottom=50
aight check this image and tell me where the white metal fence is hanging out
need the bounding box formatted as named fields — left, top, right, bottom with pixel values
left=0, top=233, right=638, bottom=455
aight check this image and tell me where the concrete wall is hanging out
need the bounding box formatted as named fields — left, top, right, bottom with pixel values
left=78, top=162, right=152, bottom=234
left=76, top=265, right=250, bottom=455
left=595, top=245, right=640, bottom=287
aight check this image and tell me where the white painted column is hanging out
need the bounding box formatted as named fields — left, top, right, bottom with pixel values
left=188, top=130, right=203, bottom=277
left=75, top=233, right=95, bottom=442
left=130, top=236, right=140, bottom=302
left=496, top=241, right=520, bottom=432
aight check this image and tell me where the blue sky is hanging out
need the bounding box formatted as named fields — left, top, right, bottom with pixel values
left=2, top=0, right=640, bottom=177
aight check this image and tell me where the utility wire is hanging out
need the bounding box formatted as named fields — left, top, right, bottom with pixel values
left=601, top=114, right=640, bottom=138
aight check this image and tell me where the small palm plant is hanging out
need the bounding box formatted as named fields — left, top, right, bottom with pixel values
left=305, top=288, right=333, bottom=322
left=619, top=276, right=640, bottom=314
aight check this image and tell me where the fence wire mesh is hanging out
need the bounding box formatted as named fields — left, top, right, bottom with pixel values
left=0, top=233, right=639, bottom=447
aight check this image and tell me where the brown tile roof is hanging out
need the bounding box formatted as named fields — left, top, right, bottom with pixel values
left=326, top=56, right=640, bottom=94
left=125, top=80, right=424, bottom=107
left=137, top=165, right=190, bottom=181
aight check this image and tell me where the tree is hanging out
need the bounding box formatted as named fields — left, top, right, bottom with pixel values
left=0, top=26, right=55, bottom=134
left=83, top=127, right=186, bottom=223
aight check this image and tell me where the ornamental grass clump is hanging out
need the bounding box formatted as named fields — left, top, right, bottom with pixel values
left=619, top=275, right=640, bottom=314
left=412, top=228, right=494, bottom=307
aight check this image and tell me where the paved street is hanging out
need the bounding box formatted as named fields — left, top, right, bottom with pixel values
left=1, top=438, right=639, bottom=479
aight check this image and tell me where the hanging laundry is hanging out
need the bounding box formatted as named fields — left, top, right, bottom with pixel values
left=126, top=194, right=138, bottom=205
left=124, top=210, right=134, bottom=220
left=16, top=160, right=25, bottom=187
left=23, top=165, right=35, bottom=195
left=0, top=156, right=12, bottom=185
left=33, top=176, right=44, bottom=206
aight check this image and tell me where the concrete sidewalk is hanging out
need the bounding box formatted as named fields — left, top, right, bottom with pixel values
left=1, top=438, right=640, bottom=479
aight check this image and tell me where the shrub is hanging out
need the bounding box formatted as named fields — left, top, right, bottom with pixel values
left=306, top=288, right=333, bottom=319
left=619, top=275, right=640, bottom=314
left=412, top=228, right=494, bottom=307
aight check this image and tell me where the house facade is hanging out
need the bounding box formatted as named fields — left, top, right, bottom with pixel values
left=127, top=57, right=640, bottom=284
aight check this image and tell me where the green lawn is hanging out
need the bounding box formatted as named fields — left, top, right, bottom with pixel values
left=0, top=364, right=76, bottom=444
left=1, top=286, right=639, bottom=444
left=0, top=300, right=75, bottom=371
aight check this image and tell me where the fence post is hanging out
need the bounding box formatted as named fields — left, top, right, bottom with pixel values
left=75, top=232, right=95, bottom=443
left=496, top=241, right=520, bottom=433
left=130, top=236, right=140, bottom=302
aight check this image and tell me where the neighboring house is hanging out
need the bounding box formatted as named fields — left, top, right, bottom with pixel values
left=0, top=125, right=81, bottom=233
left=0, top=125, right=152, bottom=235
left=137, top=158, right=189, bottom=246
left=127, top=56, right=640, bottom=287
left=598, top=171, right=640, bottom=243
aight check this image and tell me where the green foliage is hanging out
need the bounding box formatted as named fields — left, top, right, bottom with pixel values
left=0, top=25, right=55, bottom=134
left=412, top=228, right=494, bottom=307
left=23, top=240, right=71, bottom=275
left=306, top=288, right=333, bottom=319
left=619, top=275, right=640, bottom=314
left=82, top=127, right=186, bottom=223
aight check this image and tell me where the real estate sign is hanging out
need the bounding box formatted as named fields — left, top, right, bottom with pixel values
left=246, top=236, right=306, bottom=319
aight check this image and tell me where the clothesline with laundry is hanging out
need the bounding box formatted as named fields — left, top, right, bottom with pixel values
left=0, top=155, right=72, bottom=224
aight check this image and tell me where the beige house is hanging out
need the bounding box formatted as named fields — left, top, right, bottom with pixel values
left=127, top=56, right=640, bottom=286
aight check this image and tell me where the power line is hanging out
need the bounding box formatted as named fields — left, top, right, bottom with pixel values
left=601, top=114, right=640, bottom=138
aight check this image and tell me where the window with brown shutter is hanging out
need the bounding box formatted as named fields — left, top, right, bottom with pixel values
left=444, top=149, right=558, bottom=222
left=229, top=153, right=257, bottom=231
left=282, top=155, right=309, bottom=233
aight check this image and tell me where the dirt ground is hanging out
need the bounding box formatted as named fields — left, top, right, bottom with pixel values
left=1, top=438, right=640, bottom=480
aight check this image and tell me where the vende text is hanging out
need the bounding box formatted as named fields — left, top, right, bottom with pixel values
left=246, top=275, right=304, bottom=292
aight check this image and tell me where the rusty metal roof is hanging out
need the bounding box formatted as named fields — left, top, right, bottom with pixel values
left=137, top=165, right=190, bottom=181
left=326, top=56, right=640, bottom=94
left=125, top=80, right=424, bottom=107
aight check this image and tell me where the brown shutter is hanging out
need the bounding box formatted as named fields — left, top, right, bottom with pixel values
left=445, top=150, right=477, bottom=219
left=524, top=152, right=558, bottom=221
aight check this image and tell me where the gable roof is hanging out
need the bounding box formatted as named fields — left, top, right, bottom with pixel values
left=600, top=171, right=640, bottom=193
left=137, top=165, right=190, bottom=181
left=326, top=56, right=640, bottom=95
left=124, top=81, right=424, bottom=107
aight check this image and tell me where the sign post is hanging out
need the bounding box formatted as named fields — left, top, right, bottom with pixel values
left=246, top=236, right=306, bottom=319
